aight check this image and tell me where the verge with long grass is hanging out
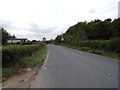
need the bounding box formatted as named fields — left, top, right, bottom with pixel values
left=2, top=43, right=48, bottom=79
left=58, top=39, right=119, bottom=60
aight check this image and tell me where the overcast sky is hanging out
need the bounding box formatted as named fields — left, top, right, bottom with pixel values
left=0, top=0, right=119, bottom=40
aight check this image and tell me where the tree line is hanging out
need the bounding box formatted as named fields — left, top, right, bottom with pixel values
left=55, top=18, right=120, bottom=45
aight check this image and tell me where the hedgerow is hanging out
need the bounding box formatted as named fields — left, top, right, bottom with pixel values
left=76, top=38, right=120, bottom=53
left=2, top=43, right=44, bottom=67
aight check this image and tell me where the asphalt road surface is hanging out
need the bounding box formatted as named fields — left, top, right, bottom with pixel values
left=30, top=45, right=118, bottom=88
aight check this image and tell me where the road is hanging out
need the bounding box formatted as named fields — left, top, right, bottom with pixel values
left=30, top=45, right=118, bottom=88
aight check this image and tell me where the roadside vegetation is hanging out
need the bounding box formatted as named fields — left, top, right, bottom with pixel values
left=2, top=43, right=48, bottom=80
left=59, top=43, right=119, bottom=60
left=1, top=28, right=48, bottom=80
left=55, top=18, right=120, bottom=60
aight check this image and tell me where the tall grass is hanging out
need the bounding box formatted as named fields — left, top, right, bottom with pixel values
left=2, top=43, right=44, bottom=67
left=59, top=38, right=120, bottom=60
left=2, top=44, right=48, bottom=79
left=76, top=38, right=120, bottom=53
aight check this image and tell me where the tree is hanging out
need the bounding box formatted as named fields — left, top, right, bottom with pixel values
left=12, top=34, right=16, bottom=38
left=1, top=28, right=12, bottom=45
left=55, top=18, right=120, bottom=46
left=112, top=18, right=120, bottom=37
left=55, top=35, right=62, bottom=44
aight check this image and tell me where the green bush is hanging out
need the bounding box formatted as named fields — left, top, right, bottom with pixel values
left=94, top=50, right=104, bottom=55
left=109, top=38, right=120, bottom=53
left=89, top=50, right=94, bottom=53
left=2, top=68, right=14, bottom=78
left=7, top=41, right=39, bottom=45
left=2, top=43, right=44, bottom=67
left=80, top=47, right=90, bottom=51
left=76, top=38, right=120, bottom=53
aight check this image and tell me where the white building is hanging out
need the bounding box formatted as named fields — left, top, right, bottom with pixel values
left=7, top=38, right=28, bottom=43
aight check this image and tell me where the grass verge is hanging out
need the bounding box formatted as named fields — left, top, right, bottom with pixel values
left=58, top=44, right=119, bottom=60
left=2, top=45, right=48, bottom=79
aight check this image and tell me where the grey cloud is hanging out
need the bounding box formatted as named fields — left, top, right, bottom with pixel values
left=17, top=31, right=57, bottom=40
left=0, top=20, right=19, bottom=30
left=0, top=20, right=12, bottom=29
left=89, top=8, right=96, bottom=14
left=27, top=23, right=58, bottom=34
left=28, top=24, right=67, bottom=40
left=16, top=23, right=63, bottom=40
left=0, top=20, right=63, bottom=40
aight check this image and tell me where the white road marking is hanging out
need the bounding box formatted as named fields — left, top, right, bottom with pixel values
left=43, top=67, right=46, bottom=70
left=42, top=50, right=50, bottom=68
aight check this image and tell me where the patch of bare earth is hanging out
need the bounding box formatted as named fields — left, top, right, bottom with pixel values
left=2, top=60, right=45, bottom=88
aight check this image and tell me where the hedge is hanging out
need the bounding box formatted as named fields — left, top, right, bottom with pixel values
left=76, top=38, right=120, bottom=53
left=2, top=43, right=44, bottom=67
left=7, top=41, right=38, bottom=45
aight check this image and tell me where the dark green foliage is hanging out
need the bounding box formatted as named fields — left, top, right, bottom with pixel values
left=2, top=45, right=48, bottom=79
left=80, top=47, right=90, bottom=51
left=64, top=18, right=119, bottom=41
left=1, top=28, right=15, bottom=45
left=1, top=28, right=11, bottom=45
left=86, top=19, right=114, bottom=40
left=112, top=18, right=120, bottom=37
left=55, top=18, right=120, bottom=42
left=75, top=39, right=119, bottom=53
left=109, top=38, right=120, bottom=53
left=2, top=67, right=14, bottom=78
left=55, top=35, right=62, bottom=44
left=7, top=41, right=39, bottom=45
left=55, top=18, right=120, bottom=54
left=2, top=43, right=44, bottom=67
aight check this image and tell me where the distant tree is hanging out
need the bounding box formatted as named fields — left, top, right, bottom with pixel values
left=55, top=18, right=120, bottom=46
left=85, top=19, right=114, bottom=40
left=55, top=35, right=62, bottom=44
left=1, top=28, right=12, bottom=45
left=105, top=18, right=112, bottom=22
left=12, top=34, right=16, bottom=38
left=112, top=18, right=120, bottom=37
left=32, top=40, right=36, bottom=42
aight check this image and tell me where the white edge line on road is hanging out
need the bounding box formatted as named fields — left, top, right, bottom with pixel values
left=42, top=50, right=49, bottom=68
